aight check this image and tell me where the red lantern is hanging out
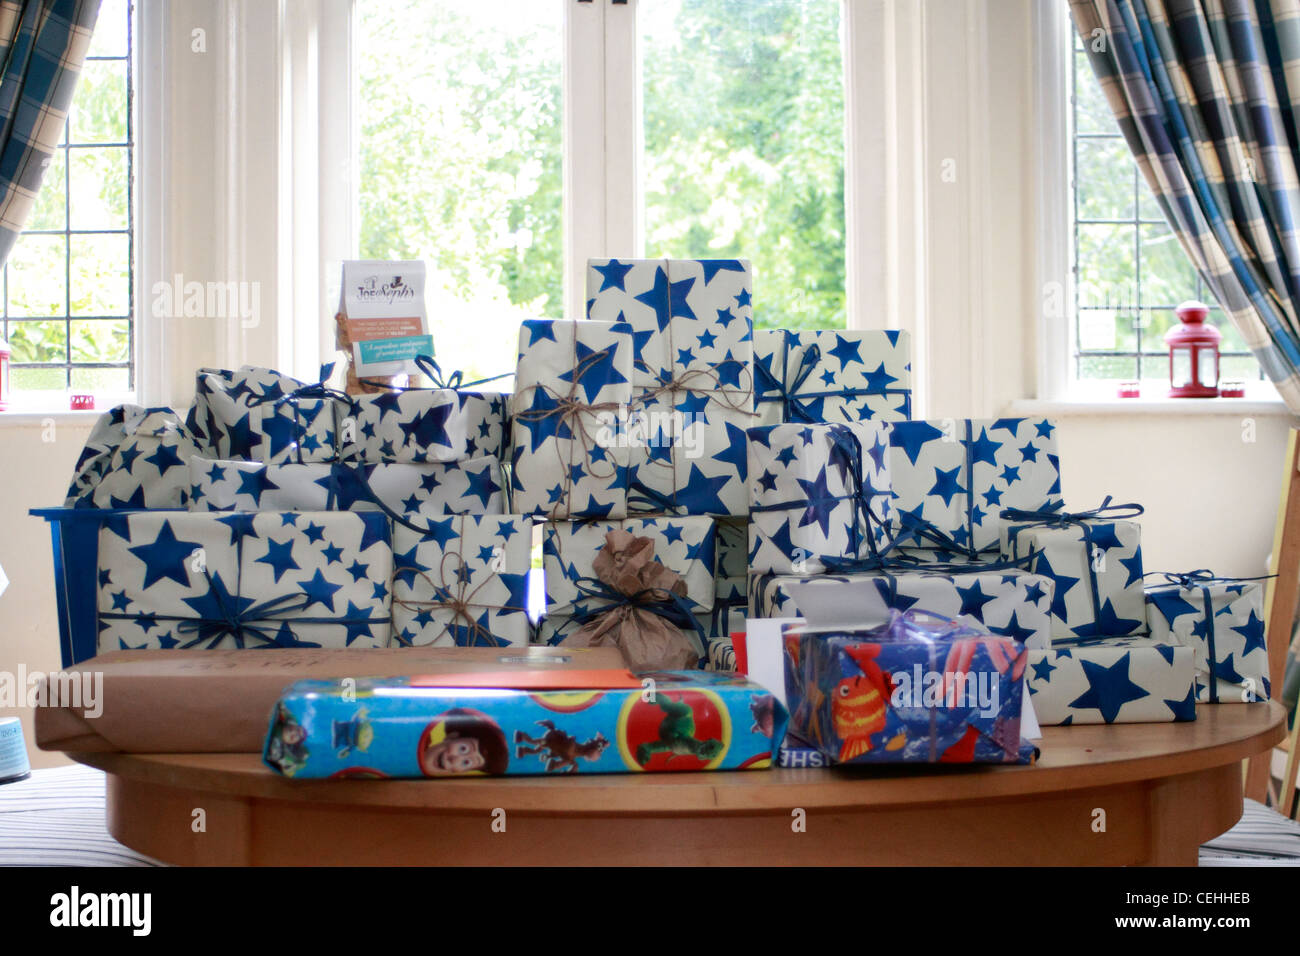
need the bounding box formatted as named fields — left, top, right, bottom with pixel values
left=1164, top=300, right=1220, bottom=398
left=0, top=338, right=10, bottom=412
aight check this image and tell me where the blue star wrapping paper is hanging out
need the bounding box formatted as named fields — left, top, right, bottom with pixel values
left=709, top=515, right=749, bottom=639
left=999, top=501, right=1146, bottom=642
left=185, top=455, right=506, bottom=518
left=391, top=515, right=534, bottom=648
left=263, top=669, right=787, bottom=778
left=188, top=366, right=341, bottom=464
left=1025, top=637, right=1197, bottom=724
left=708, top=636, right=737, bottom=672
left=457, top=391, right=511, bottom=462
left=748, top=567, right=1055, bottom=649
left=510, top=319, right=634, bottom=519
left=784, top=610, right=1034, bottom=764
left=586, top=257, right=755, bottom=517
left=753, top=328, right=912, bottom=426
left=95, top=511, right=392, bottom=652
left=747, top=420, right=892, bottom=575
left=888, top=417, right=1062, bottom=558
left=1144, top=573, right=1271, bottom=704
left=66, top=405, right=202, bottom=509
left=336, top=388, right=466, bottom=463
left=539, top=517, right=718, bottom=656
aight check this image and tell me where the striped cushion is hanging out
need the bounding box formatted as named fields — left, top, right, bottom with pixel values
left=1199, top=799, right=1300, bottom=867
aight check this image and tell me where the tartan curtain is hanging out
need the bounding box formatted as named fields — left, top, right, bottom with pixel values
left=0, top=0, right=101, bottom=268
left=1070, top=0, right=1300, bottom=411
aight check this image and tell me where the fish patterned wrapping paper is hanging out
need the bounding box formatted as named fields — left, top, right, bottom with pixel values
left=888, top=417, right=1062, bottom=559
left=753, top=328, right=912, bottom=427
left=784, top=611, right=1033, bottom=764
left=187, top=365, right=341, bottom=464
left=186, top=455, right=506, bottom=518
left=540, top=516, right=718, bottom=654
left=510, top=319, right=634, bottom=519
left=1000, top=505, right=1146, bottom=641
left=1025, top=637, right=1197, bottom=725
left=748, top=567, right=1055, bottom=649
left=1145, top=574, right=1270, bottom=704
left=335, top=388, right=466, bottom=463
left=66, top=406, right=202, bottom=510
left=747, top=421, right=892, bottom=575
left=391, top=515, right=534, bottom=648
left=264, top=670, right=787, bottom=778
left=586, top=257, right=755, bottom=517
left=96, top=511, right=393, bottom=652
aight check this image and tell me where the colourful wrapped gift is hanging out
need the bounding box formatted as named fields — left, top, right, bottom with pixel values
left=749, top=566, right=1054, bottom=648
left=66, top=405, right=202, bottom=509
left=587, top=257, right=754, bottom=517
left=510, top=319, right=634, bottom=519
left=1145, top=571, right=1271, bottom=703
left=784, top=610, right=1032, bottom=764
left=391, top=515, right=534, bottom=648
left=264, top=669, right=787, bottom=778
left=188, top=365, right=341, bottom=463
left=888, top=417, right=1062, bottom=559
left=1025, top=636, right=1197, bottom=724
left=754, top=328, right=912, bottom=427
left=96, top=511, right=392, bottom=652
left=748, top=420, right=892, bottom=574
left=1000, top=498, right=1146, bottom=641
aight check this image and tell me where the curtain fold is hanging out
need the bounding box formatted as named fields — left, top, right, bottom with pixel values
left=0, top=0, right=101, bottom=268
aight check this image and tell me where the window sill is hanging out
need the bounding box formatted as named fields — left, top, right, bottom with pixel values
left=0, top=408, right=104, bottom=426
left=1008, top=396, right=1294, bottom=418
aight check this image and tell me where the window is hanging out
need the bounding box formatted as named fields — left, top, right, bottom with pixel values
left=1069, top=29, right=1262, bottom=388
left=3, top=0, right=135, bottom=399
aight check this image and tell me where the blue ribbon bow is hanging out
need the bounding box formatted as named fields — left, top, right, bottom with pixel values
left=564, top=575, right=708, bottom=667
left=754, top=332, right=824, bottom=423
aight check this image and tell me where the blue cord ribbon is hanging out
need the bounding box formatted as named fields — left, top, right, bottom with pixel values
left=356, top=354, right=512, bottom=394
left=564, top=575, right=709, bottom=666
left=754, top=330, right=912, bottom=421
left=247, top=363, right=356, bottom=464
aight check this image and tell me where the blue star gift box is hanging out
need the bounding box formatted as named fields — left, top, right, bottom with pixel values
left=709, top=515, right=749, bottom=639
left=1025, top=637, right=1197, bottom=724
left=391, top=515, right=534, bottom=648
left=67, top=405, right=202, bottom=510
left=586, top=257, right=755, bottom=517
left=186, top=455, right=506, bottom=518
left=1144, top=576, right=1270, bottom=704
left=753, top=328, right=912, bottom=426
left=510, top=319, right=635, bottom=519
left=188, top=366, right=341, bottom=464
left=336, top=387, right=467, bottom=464
left=708, top=636, right=738, bottom=672
left=887, top=417, right=1062, bottom=558
left=747, top=420, right=892, bottom=575
left=95, top=511, right=392, bottom=652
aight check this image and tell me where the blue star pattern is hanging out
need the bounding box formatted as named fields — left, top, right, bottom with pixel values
left=1024, top=637, right=1197, bottom=724
left=78, top=408, right=205, bottom=509
left=336, top=388, right=468, bottom=464
left=190, top=366, right=340, bottom=464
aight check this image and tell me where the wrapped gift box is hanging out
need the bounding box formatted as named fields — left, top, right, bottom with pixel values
left=708, top=636, right=737, bottom=673
left=587, top=257, right=754, bottom=516
left=458, top=390, right=511, bottom=462
left=784, top=611, right=1032, bottom=764
left=1145, top=574, right=1270, bottom=703
left=1000, top=502, right=1146, bottom=641
left=710, top=514, right=748, bottom=639
left=67, top=406, right=201, bottom=510
left=540, top=517, right=717, bottom=656
left=1025, top=637, right=1197, bottom=724
left=754, top=328, right=912, bottom=426
left=186, top=455, right=505, bottom=518
left=336, top=388, right=466, bottom=463
left=510, top=319, right=634, bottom=519
left=748, top=567, right=1054, bottom=648
left=264, top=669, right=787, bottom=778
left=96, top=511, right=392, bottom=652
left=748, top=421, right=892, bottom=574
left=188, top=365, right=341, bottom=464
left=888, top=417, right=1062, bottom=558
left=391, top=515, right=534, bottom=648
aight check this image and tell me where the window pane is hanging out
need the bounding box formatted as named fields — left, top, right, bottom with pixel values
left=7, top=320, right=69, bottom=363
left=67, top=60, right=128, bottom=144
left=70, top=234, right=130, bottom=316
left=6, top=235, right=66, bottom=317
left=1139, top=224, right=1199, bottom=307
left=1074, top=49, right=1120, bottom=136
left=70, top=319, right=130, bottom=363
left=87, top=0, right=129, bottom=58
left=1140, top=354, right=1170, bottom=383
left=1079, top=354, right=1137, bottom=379
left=69, top=146, right=129, bottom=230
left=1220, top=354, right=1261, bottom=380
left=1216, top=312, right=1251, bottom=353
left=641, top=0, right=845, bottom=331
left=10, top=367, right=68, bottom=391
left=29, top=149, right=66, bottom=231
left=1076, top=223, right=1135, bottom=309
left=71, top=367, right=130, bottom=392
left=1075, top=137, right=1134, bottom=221
left=356, top=0, right=562, bottom=383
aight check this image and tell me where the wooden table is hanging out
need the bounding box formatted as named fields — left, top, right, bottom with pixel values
left=72, top=702, right=1286, bottom=866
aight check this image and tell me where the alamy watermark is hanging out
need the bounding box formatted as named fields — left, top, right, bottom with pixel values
left=151, top=273, right=261, bottom=329
left=0, top=666, right=103, bottom=718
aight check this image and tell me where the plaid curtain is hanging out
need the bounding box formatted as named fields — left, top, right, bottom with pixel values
left=0, top=0, right=101, bottom=268
left=1070, top=0, right=1300, bottom=412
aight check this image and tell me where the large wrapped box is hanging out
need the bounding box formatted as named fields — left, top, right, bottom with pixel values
left=186, top=455, right=505, bottom=518
left=1145, top=573, right=1270, bottom=703
left=748, top=421, right=892, bottom=574
left=587, top=257, right=754, bottom=516
left=188, top=366, right=341, bottom=463
left=264, top=669, right=787, bottom=778
left=66, top=406, right=202, bottom=509
left=96, top=511, right=393, bottom=652
left=510, top=319, right=634, bottom=519
left=749, top=567, right=1054, bottom=648
left=1025, top=637, right=1197, bottom=725
left=784, top=611, right=1033, bottom=764
left=888, top=417, right=1062, bottom=558
left=392, top=515, right=534, bottom=648
left=754, top=328, right=912, bottom=426
left=1000, top=501, right=1146, bottom=640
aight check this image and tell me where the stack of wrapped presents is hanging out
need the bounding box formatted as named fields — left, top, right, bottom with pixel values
left=42, top=256, right=1271, bottom=777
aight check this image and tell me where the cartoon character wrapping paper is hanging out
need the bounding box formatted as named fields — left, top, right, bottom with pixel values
left=264, top=670, right=787, bottom=778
